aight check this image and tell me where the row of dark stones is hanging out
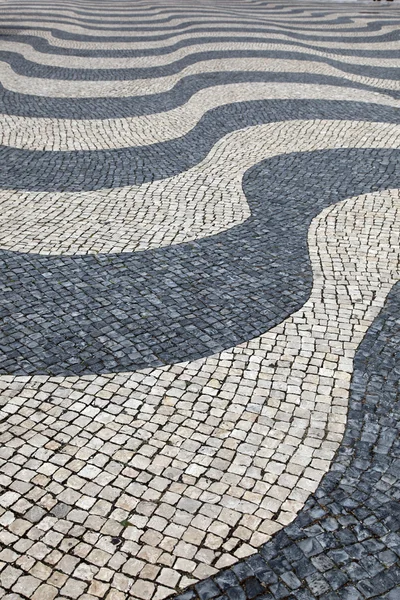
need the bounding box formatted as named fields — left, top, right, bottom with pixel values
left=1, top=74, right=399, bottom=120
left=2, top=29, right=400, bottom=57
left=1, top=100, right=400, bottom=189
left=0, top=47, right=399, bottom=80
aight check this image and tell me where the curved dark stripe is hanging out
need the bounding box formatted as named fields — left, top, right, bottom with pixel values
left=0, top=9, right=371, bottom=27
left=0, top=9, right=258, bottom=21
left=3, top=17, right=400, bottom=44
left=2, top=9, right=341, bottom=25
left=1, top=48, right=398, bottom=82
left=1, top=15, right=397, bottom=32
left=0, top=7, right=307, bottom=18
left=1, top=14, right=273, bottom=28
left=1, top=147, right=398, bottom=377
left=1, top=100, right=399, bottom=191
left=0, top=15, right=351, bottom=31
left=175, top=281, right=400, bottom=600
left=2, top=18, right=400, bottom=39
left=0, top=7, right=231, bottom=14
left=0, top=2, right=378, bottom=14
left=3, top=31, right=400, bottom=60
left=0, top=6, right=361, bottom=18
left=0, top=70, right=354, bottom=119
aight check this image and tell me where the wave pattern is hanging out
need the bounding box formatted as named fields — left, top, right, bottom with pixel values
left=0, top=2, right=399, bottom=600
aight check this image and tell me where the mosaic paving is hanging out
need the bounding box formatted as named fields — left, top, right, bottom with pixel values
left=0, top=1, right=399, bottom=599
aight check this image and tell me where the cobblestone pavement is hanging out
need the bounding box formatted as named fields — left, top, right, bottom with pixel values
left=0, top=1, right=399, bottom=600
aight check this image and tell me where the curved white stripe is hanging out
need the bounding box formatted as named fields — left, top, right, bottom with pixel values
left=0, top=15, right=354, bottom=31
left=0, top=1, right=371, bottom=14
left=9, top=26, right=400, bottom=53
left=1, top=84, right=399, bottom=152
left=0, top=0, right=373, bottom=8
left=0, top=57, right=398, bottom=99
left=1, top=13, right=394, bottom=35
left=1, top=9, right=396, bottom=28
left=1, top=9, right=394, bottom=32
left=0, top=7, right=333, bottom=21
left=1, top=120, right=399, bottom=255
left=1, top=39, right=399, bottom=69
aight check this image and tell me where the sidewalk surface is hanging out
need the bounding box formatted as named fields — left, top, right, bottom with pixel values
left=0, top=1, right=399, bottom=599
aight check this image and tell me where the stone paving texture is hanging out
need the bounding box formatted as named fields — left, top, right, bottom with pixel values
left=0, top=0, right=399, bottom=599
